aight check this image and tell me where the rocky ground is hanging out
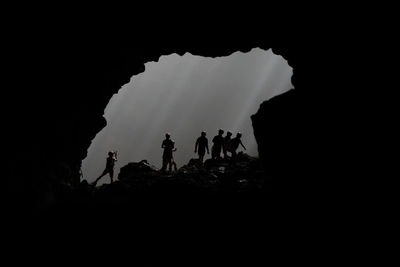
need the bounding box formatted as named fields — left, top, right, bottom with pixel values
left=43, top=152, right=269, bottom=221
left=116, top=152, right=265, bottom=194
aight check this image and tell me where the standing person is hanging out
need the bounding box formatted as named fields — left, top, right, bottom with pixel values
left=223, top=131, right=233, bottom=159
left=161, top=133, right=175, bottom=172
left=211, top=129, right=224, bottom=160
left=195, top=131, right=209, bottom=164
left=93, top=151, right=118, bottom=186
left=228, top=132, right=247, bottom=160
left=169, top=141, right=178, bottom=172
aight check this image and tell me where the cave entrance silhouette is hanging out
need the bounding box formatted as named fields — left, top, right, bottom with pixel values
left=82, top=48, right=293, bottom=185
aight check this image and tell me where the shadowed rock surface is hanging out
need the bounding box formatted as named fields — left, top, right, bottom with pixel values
left=0, top=13, right=372, bottom=264
left=117, top=153, right=265, bottom=194
left=4, top=31, right=342, bottom=236
left=45, top=153, right=267, bottom=218
left=6, top=41, right=301, bottom=218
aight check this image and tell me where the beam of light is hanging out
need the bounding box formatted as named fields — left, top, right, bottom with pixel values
left=82, top=48, right=293, bottom=185
left=231, top=55, right=293, bottom=131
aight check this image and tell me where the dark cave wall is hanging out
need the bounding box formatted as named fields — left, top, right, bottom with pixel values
left=5, top=36, right=326, bottom=213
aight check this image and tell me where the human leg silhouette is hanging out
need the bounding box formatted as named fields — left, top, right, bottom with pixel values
left=169, top=159, right=177, bottom=172
left=109, top=169, right=114, bottom=183
left=94, top=169, right=109, bottom=185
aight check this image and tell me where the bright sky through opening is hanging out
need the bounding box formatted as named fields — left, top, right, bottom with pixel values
left=82, top=48, right=293, bottom=185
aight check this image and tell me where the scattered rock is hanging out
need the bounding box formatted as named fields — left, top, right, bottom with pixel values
left=40, top=154, right=267, bottom=217
left=115, top=153, right=265, bottom=193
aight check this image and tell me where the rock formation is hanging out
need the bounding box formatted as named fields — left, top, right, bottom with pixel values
left=4, top=34, right=330, bottom=222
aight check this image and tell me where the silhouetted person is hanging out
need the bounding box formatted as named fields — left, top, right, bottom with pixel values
left=93, top=151, right=118, bottom=186
left=161, top=133, right=176, bottom=172
left=211, top=129, right=224, bottom=160
left=227, top=132, right=246, bottom=160
left=195, top=131, right=209, bottom=164
left=169, top=141, right=178, bottom=172
left=223, top=131, right=233, bottom=159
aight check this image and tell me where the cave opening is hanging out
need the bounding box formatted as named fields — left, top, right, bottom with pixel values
left=82, top=48, right=293, bottom=185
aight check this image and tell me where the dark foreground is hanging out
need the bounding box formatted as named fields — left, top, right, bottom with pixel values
left=40, top=153, right=268, bottom=221
left=6, top=153, right=347, bottom=262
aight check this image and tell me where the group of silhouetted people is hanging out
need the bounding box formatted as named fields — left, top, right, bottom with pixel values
left=161, top=129, right=246, bottom=173
left=93, top=130, right=246, bottom=185
left=196, top=129, right=246, bottom=163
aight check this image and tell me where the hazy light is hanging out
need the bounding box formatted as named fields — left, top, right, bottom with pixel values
left=82, top=48, right=293, bottom=185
